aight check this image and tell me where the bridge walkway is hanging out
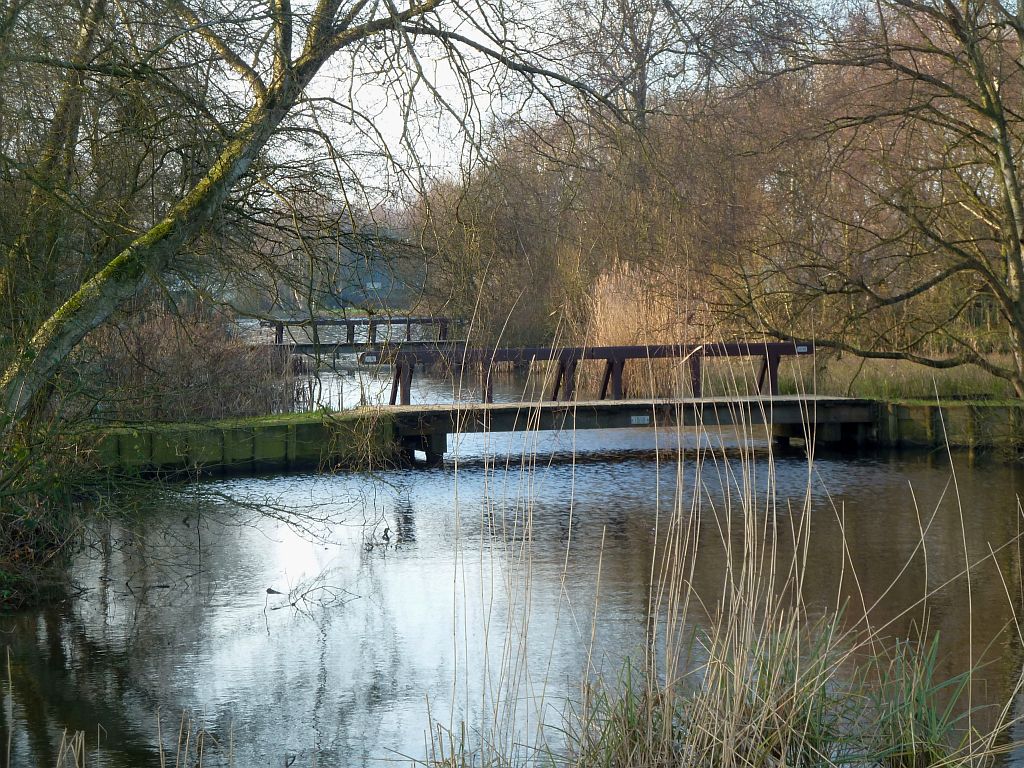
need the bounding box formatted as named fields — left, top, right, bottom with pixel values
left=389, top=395, right=877, bottom=464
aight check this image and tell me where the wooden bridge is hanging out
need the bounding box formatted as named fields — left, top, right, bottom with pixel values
left=372, top=340, right=875, bottom=463
left=242, top=324, right=879, bottom=464
left=260, top=315, right=455, bottom=345
left=96, top=394, right=882, bottom=475
left=388, top=341, right=814, bottom=403
left=391, top=396, right=877, bottom=465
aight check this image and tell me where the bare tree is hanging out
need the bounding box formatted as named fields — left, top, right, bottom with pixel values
left=724, top=0, right=1024, bottom=395
left=0, top=0, right=614, bottom=430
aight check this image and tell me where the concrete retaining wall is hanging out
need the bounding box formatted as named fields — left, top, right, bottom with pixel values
left=875, top=402, right=1024, bottom=451
left=91, top=411, right=399, bottom=474
left=89, top=400, right=1024, bottom=475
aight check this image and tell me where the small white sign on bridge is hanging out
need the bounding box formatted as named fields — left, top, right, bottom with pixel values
left=630, top=414, right=651, bottom=425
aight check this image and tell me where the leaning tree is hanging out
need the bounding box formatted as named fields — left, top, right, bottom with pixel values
left=0, top=0, right=613, bottom=430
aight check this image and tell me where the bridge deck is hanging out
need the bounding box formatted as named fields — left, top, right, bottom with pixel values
left=387, top=395, right=878, bottom=460
left=275, top=341, right=453, bottom=357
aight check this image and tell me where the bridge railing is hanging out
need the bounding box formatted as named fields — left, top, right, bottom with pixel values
left=388, top=342, right=815, bottom=406
left=258, top=316, right=454, bottom=345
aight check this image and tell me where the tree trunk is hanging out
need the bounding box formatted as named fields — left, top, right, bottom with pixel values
left=0, top=0, right=106, bottom=344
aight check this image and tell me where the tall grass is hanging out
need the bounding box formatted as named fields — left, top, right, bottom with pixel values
left=786, top=355, right=1017, bottom=401
left=562, top=618, right=1006, bottom=768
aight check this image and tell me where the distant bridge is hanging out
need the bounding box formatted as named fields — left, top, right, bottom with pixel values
left=259, top=315, right=456, bottom=345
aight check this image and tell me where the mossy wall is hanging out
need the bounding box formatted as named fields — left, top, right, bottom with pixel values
left=87, top=400, right=1024, bottom=475
left=876, top=402, right=1024, bottom=452
left=90, top=411, right=399, bottom=474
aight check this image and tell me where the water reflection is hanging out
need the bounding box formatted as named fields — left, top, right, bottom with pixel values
left=2, top=438, right=1023, bottom=766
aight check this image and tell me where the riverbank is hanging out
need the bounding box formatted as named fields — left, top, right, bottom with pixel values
left=875, top=401, right=1024, bottom=452
left=85, top=397, right=1024, bottom=475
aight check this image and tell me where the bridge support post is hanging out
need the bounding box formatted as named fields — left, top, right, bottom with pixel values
left=549, top=360, right=565, bottom=401
left=842, top=422, right=870, bottom=447
left=563, top=359, right=577, bottom=400
left=275, top=322, right=284, bottom=345
left=771, top=423, right=797, bottom=449
left=689, top=355, right=703, bottom=397
left=757, top=352, right=782, bottom=396
left=611, top=360, right=624, bottom=399
left=549, top=357, right=578, bottom=401
left=598, top=359, right=625, bottom=400
left=481, top=363, right=494, bottom=404
left=346, top=322, right=355, bottom=344
left=424, top=431, right=447, bottom=467
left=399, top=430, right=447, bottom=467
left=399, top=363, right=412, bottom=405
left=598, top=361, right=612, bottom=399
left=390, top=358, right=414, bottom=405
left=816, top=423, right=842, bottom=445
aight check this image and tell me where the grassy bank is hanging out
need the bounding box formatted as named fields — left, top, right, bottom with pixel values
left=778, top=355, right=1017, bottom=401
left=84, top=409, right=400, bottom=476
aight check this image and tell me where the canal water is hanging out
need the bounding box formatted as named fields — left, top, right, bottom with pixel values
left=3, top=371, right=1024, bottom=765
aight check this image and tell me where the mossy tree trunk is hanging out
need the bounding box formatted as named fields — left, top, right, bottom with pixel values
left=0, top=0, right=617, bottom=433
left=0, top=0, right=106, bottom=356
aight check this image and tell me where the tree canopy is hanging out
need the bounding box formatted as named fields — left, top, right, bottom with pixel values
left=0, top=0, right=614, bottom=429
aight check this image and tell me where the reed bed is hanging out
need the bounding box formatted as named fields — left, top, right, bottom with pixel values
left=577, top=260, right=1015, bottom=401
left=578, top=261, right=711, bottom=398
